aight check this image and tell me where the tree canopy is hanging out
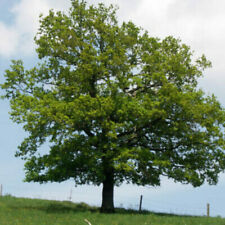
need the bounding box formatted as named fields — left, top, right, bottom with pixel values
left=1, top=0, right=225, bottom=212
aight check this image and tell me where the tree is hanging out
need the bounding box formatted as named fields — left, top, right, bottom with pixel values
left=1, top=0, right=225, bottom=213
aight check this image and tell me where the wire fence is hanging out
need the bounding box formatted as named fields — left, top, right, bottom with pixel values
left=114, top=196, right=224, bottom=217
left=1, top=184, right=225, bottom=217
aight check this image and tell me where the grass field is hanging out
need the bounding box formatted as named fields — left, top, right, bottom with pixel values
left=0, top=195, right=225, bottom=225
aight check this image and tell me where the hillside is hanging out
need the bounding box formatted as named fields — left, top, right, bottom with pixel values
left=0, top=195, right=224, bottom=225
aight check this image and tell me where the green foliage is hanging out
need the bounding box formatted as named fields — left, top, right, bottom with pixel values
left=1, top=0, right=225, bottom=190
left=0, top=196, right=225, bottom=225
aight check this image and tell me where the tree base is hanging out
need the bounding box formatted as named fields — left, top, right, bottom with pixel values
left=100, top=206, right=115, bottom=213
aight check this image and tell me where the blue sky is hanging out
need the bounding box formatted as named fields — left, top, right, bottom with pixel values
left=0, top=0, right=225, bottom=217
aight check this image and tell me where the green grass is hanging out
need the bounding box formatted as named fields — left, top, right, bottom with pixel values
left=0, top=195, right=225, bottom=225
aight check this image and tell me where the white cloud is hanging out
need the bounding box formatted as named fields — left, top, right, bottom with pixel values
left=45, top=0, right=71, bottom=11
left=0, top=22, right=18, bottom=57
left=11, top=0, right=49, bottom=34
left=0, top=0, right=70, bottom=58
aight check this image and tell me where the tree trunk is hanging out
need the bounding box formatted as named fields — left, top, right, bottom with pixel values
left=100, top=169, right=115, bottom=213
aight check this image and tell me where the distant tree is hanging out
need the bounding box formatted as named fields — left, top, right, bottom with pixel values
left=1, top=0, right=225, bottom=213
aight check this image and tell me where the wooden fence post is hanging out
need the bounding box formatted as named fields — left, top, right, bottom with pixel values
left=69, top=188, right=73, bottom=201
left=207, top=203, right=210, bottom=217
left=0, top=184, right=2, bottom=196
left=139, top=195, right=143, bottom=212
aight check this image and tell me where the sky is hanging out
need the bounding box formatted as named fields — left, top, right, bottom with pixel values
left=0, top=0, right=225, bottom=217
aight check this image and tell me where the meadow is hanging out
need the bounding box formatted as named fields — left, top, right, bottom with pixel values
left=0, top=195, right=225, bottom=225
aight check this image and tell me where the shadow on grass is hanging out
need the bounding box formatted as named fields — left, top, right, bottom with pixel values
left=27, top=202, right=98, bottom=214
left=44, top=201, right=99, bottom=214
left=3, top=196, right=99, bottom=214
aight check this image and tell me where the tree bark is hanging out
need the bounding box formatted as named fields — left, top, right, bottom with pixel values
left=100, top=169, right=115, bottom=213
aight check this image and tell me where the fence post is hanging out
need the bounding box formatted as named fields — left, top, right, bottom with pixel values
left=139, top=195, right=143, bottom=212
left=207, top=203, right=210, bottom=217
left=0, top=184, right=2, bottom=197
left=68, top=188, right=72, bottom=201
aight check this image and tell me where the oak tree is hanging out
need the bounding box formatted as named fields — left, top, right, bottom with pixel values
left=1, top=0, right=225, bottom=212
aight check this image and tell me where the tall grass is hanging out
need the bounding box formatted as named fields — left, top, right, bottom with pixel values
left=0, top=195, right=224, bottom=225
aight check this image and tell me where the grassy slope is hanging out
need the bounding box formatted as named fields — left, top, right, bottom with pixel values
left=0, top=196, right=225, bottom=225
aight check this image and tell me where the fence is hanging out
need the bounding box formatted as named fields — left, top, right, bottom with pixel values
left=113, top=195, right=216, bottom=217
left=136, top=195, right=211, bottom=217
left=0, top=184, right=223, bottom=217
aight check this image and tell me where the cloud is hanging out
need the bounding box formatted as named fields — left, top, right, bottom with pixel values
left=0, top=0, right=70, bottom=58
left=86, top=0, right=145, bottom=22
left=0, top=22, right=18, bottom=57
left=11, top=0, right=48, bottom=34
left=45, top=0, right=71, bottom=11
left=168, top=0, right=225, bottom=20
left=10, top=0, right=49, bottom=56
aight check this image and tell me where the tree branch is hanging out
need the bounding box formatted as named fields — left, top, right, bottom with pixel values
left=117, top=117, right=162, bottom=138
